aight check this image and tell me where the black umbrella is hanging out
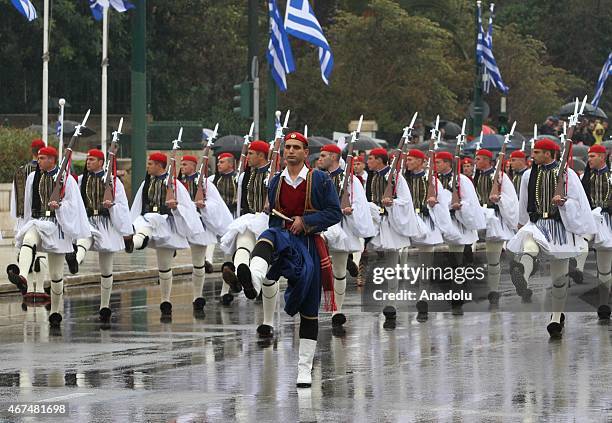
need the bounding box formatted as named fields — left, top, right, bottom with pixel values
left=463, top=134, right=524, bottom=152
left=342, top=134, right=382, bottom=150
left=212, top=135, right=245, bottom=154
left=62, top=120, right=96, bottom=138
left=571, top=144, right=589, bottom=158
left=26, top=124, right=56, bottom=135
left=426, top=120, right=462, bottom=139
left=307, top=136, right=334, bottom=147
left=558, top=102, right=607, bottom=120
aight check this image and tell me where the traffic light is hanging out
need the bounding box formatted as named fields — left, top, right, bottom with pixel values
left=498, top=114, right=509, bottom=135
left=233, top=81, right=253, bottom=119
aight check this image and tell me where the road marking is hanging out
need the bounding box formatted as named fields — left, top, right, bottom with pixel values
left=39, top=393, right=93, bottom=402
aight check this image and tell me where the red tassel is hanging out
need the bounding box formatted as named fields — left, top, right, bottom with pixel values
left=314, top=235, right=336, bottom=312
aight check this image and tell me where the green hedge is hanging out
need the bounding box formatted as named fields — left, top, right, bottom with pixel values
left=0, top=128, right=58, bottom=183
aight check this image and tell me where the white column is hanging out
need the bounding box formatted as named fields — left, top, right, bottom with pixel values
left=42, top=0, right=50, bottom=145
left=101, top=7, right=110, bottom=156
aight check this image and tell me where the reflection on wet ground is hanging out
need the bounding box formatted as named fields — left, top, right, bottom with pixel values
left=0, top=266, right=610, bottom=422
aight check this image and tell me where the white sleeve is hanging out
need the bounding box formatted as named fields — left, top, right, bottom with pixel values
left=429, top=179, right=459, bottom=238
left=344, top=175, right=376, bottom=238
left=130, top=182, right=145, bottom=224
left=497, top=173, right=519, bottom=229
left=22, top=173, right=34, bottom=224
left=560, top=169, right=597, bottom=237
left=518, top=169, right=531, bottom=226
left=388, top=175, right=422, bottom=237
left=56, top=176, right=91, bottom=240
left=456, top=174, right=486, bottom=230
left=110, top=178, right=134, bottom=236
left=200, top=179, right=234, bottom=236
left=235, top=172, right=245, bottom=217
left=173, top=182, right=204, bottom=235
left=10, top=180, right=17, bottom=220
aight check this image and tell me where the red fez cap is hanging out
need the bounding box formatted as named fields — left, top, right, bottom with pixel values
left=510, top=150, right=526, bottom=159
left=87, top=149, right=105, bottom=160
left=462, top=157, right=473, bottom=164
left=38, top=146, right=58, bottom=158
left=249, top=140, right=270, bottom=154
left=534, top=139, right=560, bottom=152
left=355, top=156, right=365, bottom=163
left=182, top=155, right=198, bottom=163
left=369, top=148, right=388, bottom=158
left=476, top=149, right=493, bottom=159
left=407, top=149, right=426, bottom=160
left=149, top=152, right=168, bottom=165
left=589, top=144, right=607, bottom=154
left=218, top=152, right=234, bottom=160
left=321, top=144, right=342, bottom=155
left=436, top=151, right=454, bottom=161
left=31, top=139, right=45, bottom=150
left=285, top=132, right=308, bottom=145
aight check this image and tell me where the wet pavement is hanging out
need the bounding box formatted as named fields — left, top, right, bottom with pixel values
left=0, top=254, right=611, bottom=422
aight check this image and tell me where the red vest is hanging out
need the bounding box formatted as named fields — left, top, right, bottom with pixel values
left=279, top=179, right=307, bottom=228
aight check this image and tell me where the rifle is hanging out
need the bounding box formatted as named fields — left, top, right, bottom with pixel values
left=383, top=112, right=418, bottom=200
left=267, top=110, right=290, bottom=186
left=103, top=117, right=123, bottom=204
left=450, top=119, right=467, bottom=208
left=49, top=109, right=91, bottom=204
left=194, top=123, right=219, bottom=203
left=489, top=121, right=516, bottom=202
left=426, top=115, right=441, bottom=202
left=165, top=127, right=183, bottom=203
left=235, top=122, right=255, bottom=184
left=340, top=115, right=363, bottom=209
left=554, top=96, right=587, bottom=200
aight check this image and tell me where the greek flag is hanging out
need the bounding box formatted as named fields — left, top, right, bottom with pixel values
left=267, top=0, right=295, bottom=91
left=109, top=0, right=134, bottom=13
left=592, top=52, right=612, bottom=108
left=476, top=3, right=508, bottom=94
left=11, top=0, right=37, bottom=21
left=285, top=0, right=333, bottom=85
left=89, top=0, right=134, bottom=21
left=88, top=0, right=107, bottom=21
left=56, top=120, right=62, bottom=139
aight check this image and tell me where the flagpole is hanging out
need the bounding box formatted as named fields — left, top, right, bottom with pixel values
left=42, top=0, right=50, bottom=145
left=58, top=98, right=65, bottom=161
left=101, top=6, right=109, bottom=156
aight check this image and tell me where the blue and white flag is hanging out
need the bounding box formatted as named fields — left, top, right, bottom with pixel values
left=56, top=120, right=62, bottom=139
left=88, top=0, right=108, bottom=21
left=109, top=0, right=134, bottom=13
left=592, top=52, right=612, bottom=108
left=88, top=0, right=133, bottom=21
left=284, top=0, right=333, bottom=85
left=267, top=0, right=296, bottom=91
left=11, top=0, right=38, bottom=21
left=476, top=3, right=508, bottom=94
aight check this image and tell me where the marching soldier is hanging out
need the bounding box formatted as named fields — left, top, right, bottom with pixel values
left=581, top=144, right=612, bottom=320
left=507, top=138, right=597, bottom=337
left=473, top=148, right=519, bottom=305
left=461, top=157, right=474, bottom=179
left=179, top=154, right=233, bottom=313
left=435, top=151, right=486, bottom=313
left=8, top=146, right=91, bottom=327
left=404, top=149, right=461, bottom=319
left=317, top=144, right=375, bottom=330
left=365, top=147, right=422, bottom=326
left=73, top=149, right=133, bottom=322
left=236, top=132, right=342, bottom=388
left=129, top=152, right=204, bottom=318
left=9, top=139, right=50, bottom=302
left=219, top=141, right=271, bottom=306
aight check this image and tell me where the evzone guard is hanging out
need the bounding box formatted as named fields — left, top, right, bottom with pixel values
left=508, top=134, right=596, bottom=337
left=73, top=146, right=133, bottom=323
left=236, top=131, right=342, bottom=388
left=473, top=135, right=519, bottom=305
left=8, top=138, right=51, bottom=303
left=179, top=143, right=233, bottom=313
left=129, top=145, right=205, bottom=319
left=581, top=144, right=612, bottom=320
left=8, top=144, right=90, bottom=327
left=317, top=140, right=375, bottom=331
left=365, top=145, right=422, bottom=327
